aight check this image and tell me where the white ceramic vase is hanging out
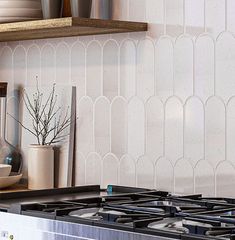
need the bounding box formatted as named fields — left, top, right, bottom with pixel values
left=28, top=145, right=54, bottom=190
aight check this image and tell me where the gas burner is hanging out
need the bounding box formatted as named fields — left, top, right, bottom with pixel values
left=68, top=207, right=127, bottom=221
left=4, top=185, right=235, bottom=240
left=108, top=198, right=213, bottom=216
left=148, top=218, right=190, bottom=234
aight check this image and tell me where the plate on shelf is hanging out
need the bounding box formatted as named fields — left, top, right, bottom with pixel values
left=0, top=17, right=40, bottom=23
left=0, top=8, right=42, bottom=18
left=0, top=173, right=22, bottom=189
left=0, top=1, right=41, bottom=9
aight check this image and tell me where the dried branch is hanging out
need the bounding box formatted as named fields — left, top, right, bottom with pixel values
left=7, top=113, right=38, bottom=139
left=8, top=79, right=75, bottom=145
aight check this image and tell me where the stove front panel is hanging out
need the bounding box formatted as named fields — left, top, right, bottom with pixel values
left=0, top=212, right=175, bottom=240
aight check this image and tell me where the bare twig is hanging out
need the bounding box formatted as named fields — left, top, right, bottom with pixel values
left=8, top=80, right=75, bottom=145
left=7, top=113, right=38, bottom=138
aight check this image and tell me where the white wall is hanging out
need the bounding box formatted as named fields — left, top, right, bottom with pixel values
left=1, top=0, right=235, bottom=197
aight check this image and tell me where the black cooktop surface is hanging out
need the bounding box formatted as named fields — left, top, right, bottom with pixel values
left=2, top=185, right=235, bottom=240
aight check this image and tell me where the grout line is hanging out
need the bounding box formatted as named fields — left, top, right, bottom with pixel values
left=204, top=0, right=207, bottom=33
left=163, top=0, right=167, bottom=35
left=183, top=0, right=186, bottom=34
left=117, top=40, right=121, bottom=96
left=213, top=36, right=216, bottom=96
left=225, top=0, right=228, bottom=32
left=192, top=39, right=196, bottom=96
left=84, top=43, right=87, bottom=97
left=101, top=42, right=104, bottom=97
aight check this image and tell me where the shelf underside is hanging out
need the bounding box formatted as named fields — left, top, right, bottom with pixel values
left=0, top=17, right=148, bottom=42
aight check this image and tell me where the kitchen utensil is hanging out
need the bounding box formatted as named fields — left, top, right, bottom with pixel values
left=91, top=0, right=112, bottom=19
left=62, top=0, right=72, bottom=17
left=41, top=0, right=62, bottom=19
left=0, top=164, right=11, bottom=177
left=70, top=0, right=92, bottom=18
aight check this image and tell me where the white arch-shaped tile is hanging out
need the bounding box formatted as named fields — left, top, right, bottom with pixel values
left=128, top=96, right=145, bottom=159
left=6, top=96, right=20, bottom=147
left=146, top=0, right=164, bottom=25
left=103, top=40, right=119, bottom=101
left=146, top=96, right=164, bottom=162
left=19, top=40, right=35, bottom=51
left=216, top=161, right=235, bottom=197
left=216, top=32, right=235, bottom=103
left=77, top=96, right=94, bottom=156
left=195, top=34, right=215, bottom=102
left=71, top=41, right=86, bottom=101
left=155, top=157, right=174, bottom=192
left=94, top=97, right=110, bottom=156
left=185, top=0, right=204, bottom=36
left=136, top=155, right=154, bottom=189
left=55, top=42, right=70, bottom=85
left=111, top=96, right=128, bottom=158
left=26, top=44, right=41, bottom=86
left=74, top=151, right=86, bottom=186
left=184, top=97, right=204, bottom=165
left=227, top=0, right=235, bottom=33
left=205, top=96, right=226, bottom=167
left=155, top=37, right=174, bottom=102
left=194, top=159, right=215, bottom=197
left=165, top=96, right=183, bottom=164
left=227, top=97, right=235, bottom=165
left=13, top=45, right=26, bottom=89
left=136, top=38, right=155, bottom=102
left=174, top=158, right=194, bottom=194
left=205, top=0, right=226, bottom=37
left=85, top=152, right=101, bottom=185
left=102, top=153, right=119, bottom=188
left=86, top=40, right=102, bottom=100
left=119, top=154, right=136, bottom=187
left=35, top=39, right=47, bottom=49
left=120, top=39, right=136, bottom=100
left=165, top=0, right=184, bottom=37
left=174, top=35, right=194, bottom=102
left=41, top=43, right=55, bottom=85
left=0, top=46, right=13, bottom=93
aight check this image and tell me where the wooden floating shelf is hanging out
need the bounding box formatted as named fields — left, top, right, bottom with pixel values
left=0, top=17, right=148, bottom=42
left=0, top=184, right=28, bottom=194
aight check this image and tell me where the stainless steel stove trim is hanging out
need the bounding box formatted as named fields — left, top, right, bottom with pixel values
left=0, top=212, right=176, bottom=240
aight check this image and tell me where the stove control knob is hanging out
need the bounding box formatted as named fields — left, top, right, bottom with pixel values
left=9, top=235, right=14, bottom=240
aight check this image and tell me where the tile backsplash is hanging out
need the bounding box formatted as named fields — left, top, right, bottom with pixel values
left=1, top=0, right=235, bottom=197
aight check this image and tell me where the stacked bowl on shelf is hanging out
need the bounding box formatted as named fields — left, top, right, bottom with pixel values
left=0, top=0, right=42, bottom=23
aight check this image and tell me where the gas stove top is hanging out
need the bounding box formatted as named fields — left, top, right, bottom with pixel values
left=1, top=185, right=235, bottom=240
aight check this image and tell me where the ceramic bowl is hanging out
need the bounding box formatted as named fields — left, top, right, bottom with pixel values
left=0, top=173, right=22, bottom=189
left=0, top=164, right=12, bottom=177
